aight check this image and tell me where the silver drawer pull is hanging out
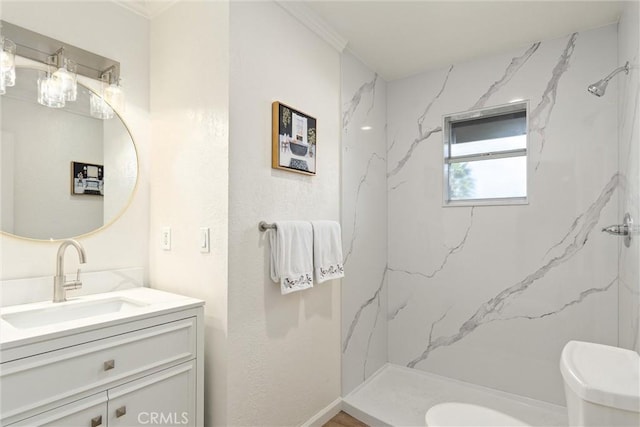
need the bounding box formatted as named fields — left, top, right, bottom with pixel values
left=103, top=360, right=115, bottom=371
left=116, top=406, right=127, bottom=418
left=91, top=415, right=103, bottom=427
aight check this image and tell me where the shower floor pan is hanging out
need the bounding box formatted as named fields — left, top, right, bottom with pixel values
left=343, top=364, right=567, bottom=426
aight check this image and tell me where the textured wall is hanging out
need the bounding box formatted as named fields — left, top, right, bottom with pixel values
left=618, top=1, right=640, bottom=353
left=227, top=2, right=341, bottom=425
left=385, top=25, right=619, bottom=405
left=0, top=1, right=150, bottom=282
left=149, top=2, right=229, bottom=425
left=340, top=52, right=388, bottom=395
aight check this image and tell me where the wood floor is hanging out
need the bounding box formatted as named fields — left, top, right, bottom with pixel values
left=323, top=411, right=369, bottom=427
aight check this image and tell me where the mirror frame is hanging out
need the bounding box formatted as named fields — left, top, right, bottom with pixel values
left=1, top=65, right=139, bottom=242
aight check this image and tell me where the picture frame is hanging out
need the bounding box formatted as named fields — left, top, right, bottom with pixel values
left=71, top=161, right=104, bottom=196
left=272, top=101, right=317, bottom=175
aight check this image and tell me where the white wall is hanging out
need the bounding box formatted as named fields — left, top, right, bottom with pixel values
left=0, top=1, right=150, bottom=283
left=149, top=2, right=229, bottom=426
left=618, top=1, right=640, bottom=353
left=227, top=2, right=341, bottom=425
left=340, top=52, right=388, bottom=395
left=386, top=25, right=618, bottom=405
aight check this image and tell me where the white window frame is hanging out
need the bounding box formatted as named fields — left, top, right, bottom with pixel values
left=442, top=101, right=529, bottom=207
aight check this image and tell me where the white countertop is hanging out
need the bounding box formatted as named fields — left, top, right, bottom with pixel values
left=0, top=287, right=204, bottom=350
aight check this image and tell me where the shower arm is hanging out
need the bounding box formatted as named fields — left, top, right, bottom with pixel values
left=601, top=62, right=630, bottom=83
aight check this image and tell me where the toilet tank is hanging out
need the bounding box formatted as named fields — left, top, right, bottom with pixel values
left=560, top=341, right=640, bottom=426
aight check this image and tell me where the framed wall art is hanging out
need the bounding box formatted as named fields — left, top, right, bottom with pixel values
left=71, top=161, right=104, bottom=196
left=272, top=101, right=316, bottom=175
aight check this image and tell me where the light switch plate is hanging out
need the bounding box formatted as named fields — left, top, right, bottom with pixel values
left=199, top=227, right=210, bottom=253
left=161, top=227, right=171, bottom=250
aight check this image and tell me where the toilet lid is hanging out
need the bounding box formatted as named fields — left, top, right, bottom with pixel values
left=560, top=340, right=640, bottom=412
left=425, top=402, right=530, bottom=427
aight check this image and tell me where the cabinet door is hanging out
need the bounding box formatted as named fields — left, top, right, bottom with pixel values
left=1, top=317, right=196, bottom=423
left=108, top=361, right=196, bottom=427
left=7, top=393, right=107, bottom=427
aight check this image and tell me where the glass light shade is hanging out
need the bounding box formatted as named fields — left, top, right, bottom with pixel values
left=52, top=59, right=77, bottom=102
left=1, top=37, right=16, bottom=88
left=37, top=75, right=65, bottom=108
left=103, top=83, right=124, bottom=112
left=3, top=66, right=15, bottom=87
left=0, top=72, right=5, bottom=95
left=90, top=92, right=114, bottom=119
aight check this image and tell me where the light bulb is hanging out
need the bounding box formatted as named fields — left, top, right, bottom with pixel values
left=2, top=66, right=15, bottom=87
left=38, top=75, right=65, bottom=108
left=103, top=83, right=124, bottom=112
left=0, top=50, right=9, bottom=69
left=0, top=38, right=16, bottom=88
left=52, top=59, right=77, bottom=102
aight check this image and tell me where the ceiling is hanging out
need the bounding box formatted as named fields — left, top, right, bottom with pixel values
left=111, top=0, right=624, bottom=82
left=306, top=1, right=624, bottom=81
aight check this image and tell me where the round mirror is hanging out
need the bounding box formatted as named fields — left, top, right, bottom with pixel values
left=1, top=67, right=137, bottom=240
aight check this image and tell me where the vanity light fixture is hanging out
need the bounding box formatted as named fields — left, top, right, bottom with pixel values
left=37, top=67, right=65, bottom=108
left=37, top=50, right=77, bottom=108
left=0, top=35, right=16, bottom=95
left=102, top=66, right=124, bottom=112
left=53, top=50, right=78, bottom=102
left=90, top=65, right=124, bottom=119
left=89, top=92, right=113, bottom=119
left=1, top=20, right=123, bottom=118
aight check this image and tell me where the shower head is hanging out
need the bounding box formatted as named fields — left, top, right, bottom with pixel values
left=587, top=79, right=608, bottom=97
left=587, top=61, right=630, bottom=97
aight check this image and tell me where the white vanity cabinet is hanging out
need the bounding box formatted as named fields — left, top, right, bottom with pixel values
left=8, top=393, right=108, bottom=427
left=108, top=360, right=196, bottom=427
left=0, top=290, right=204, bottom=427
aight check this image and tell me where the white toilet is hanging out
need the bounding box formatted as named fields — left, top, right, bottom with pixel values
left=560, top=340, right=640, bottom=426
left=425, top=402, right=530, bottom=427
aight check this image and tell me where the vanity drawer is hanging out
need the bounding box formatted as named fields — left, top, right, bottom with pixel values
left=0, top=317, right=196, bottom=422
left=6, top=392, right=107, bottom=427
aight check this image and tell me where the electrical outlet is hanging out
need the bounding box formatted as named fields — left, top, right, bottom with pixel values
left=199, top=227, right=210, bottom=253
left=161, top=227, right=171, bottom=250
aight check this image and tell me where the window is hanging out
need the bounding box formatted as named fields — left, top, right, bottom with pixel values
left=443, top=102, right=528, bottom=206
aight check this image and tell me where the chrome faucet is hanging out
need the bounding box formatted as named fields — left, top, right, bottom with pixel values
left=53, top=239, right=87, bottom=303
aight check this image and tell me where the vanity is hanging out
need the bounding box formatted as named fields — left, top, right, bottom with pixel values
left=1, top=23, right=205, bottom=427
left=0, top=288, right=205, bottom=427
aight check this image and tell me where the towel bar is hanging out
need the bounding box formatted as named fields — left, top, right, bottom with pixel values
left=259, top=221, right=276, bottom=232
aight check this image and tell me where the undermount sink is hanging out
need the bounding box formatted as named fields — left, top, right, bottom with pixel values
left=1, top=297, right=148, bottom=329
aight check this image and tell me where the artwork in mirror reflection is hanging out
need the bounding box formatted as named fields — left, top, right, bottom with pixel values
left=72, top=161, right=104, bottom=196
left=0, top=67, right=137, bottom=240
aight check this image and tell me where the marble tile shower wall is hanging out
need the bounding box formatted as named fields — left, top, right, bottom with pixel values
left=618, top=1, right=640, bottom=353
left=385, top=24, right=619, bottom=405
left=341, top=52, right=388, bottom=395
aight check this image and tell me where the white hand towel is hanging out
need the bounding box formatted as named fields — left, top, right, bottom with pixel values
left=311, top=221, right=345, bottom=283
left=269, top=221, right=314, bottom=294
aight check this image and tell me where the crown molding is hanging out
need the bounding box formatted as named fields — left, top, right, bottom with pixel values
left=111, top=0, right=348, bottom=51
left=276, top=1, right=348, bottom=53
left=111, top=1, right=179, bottom=20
